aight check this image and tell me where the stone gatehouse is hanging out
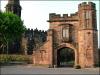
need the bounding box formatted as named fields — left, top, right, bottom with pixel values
left=32, top=2, right=98, bottom=68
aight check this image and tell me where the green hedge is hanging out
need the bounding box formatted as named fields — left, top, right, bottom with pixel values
left=0, top=54, right=32, bottom=64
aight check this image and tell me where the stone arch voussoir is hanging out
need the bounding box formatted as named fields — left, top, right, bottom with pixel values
left=55, top=43, right=78, bottom=66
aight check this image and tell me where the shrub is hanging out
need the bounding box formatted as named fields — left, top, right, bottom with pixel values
left=0, top=55, right=10, bottom=63
left=0, top=54, right=32, bottom=64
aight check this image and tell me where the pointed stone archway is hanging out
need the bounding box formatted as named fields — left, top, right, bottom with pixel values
left=57, top=47, right=75, bottom=67
left=53, top=43, right=78, bottom=67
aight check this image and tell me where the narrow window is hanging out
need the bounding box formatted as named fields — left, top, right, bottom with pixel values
left=85, top=11, right=91, bottom=19
left=62, top=26, right=69, bottom=40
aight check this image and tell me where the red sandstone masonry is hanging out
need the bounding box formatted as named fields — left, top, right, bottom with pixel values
left=32, top=2, right=98, bottom=68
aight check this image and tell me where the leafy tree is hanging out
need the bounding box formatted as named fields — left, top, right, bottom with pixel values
left=0, top=12, right=26, bottom=54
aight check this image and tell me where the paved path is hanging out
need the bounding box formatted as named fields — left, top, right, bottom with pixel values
left=0, top=65, right=99, bottom=75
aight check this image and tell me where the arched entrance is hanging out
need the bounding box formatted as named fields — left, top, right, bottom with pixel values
left=57, top=47, right=75, bottom=67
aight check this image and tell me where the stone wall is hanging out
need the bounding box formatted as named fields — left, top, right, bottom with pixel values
left=32, top=2, right=98, bottom=68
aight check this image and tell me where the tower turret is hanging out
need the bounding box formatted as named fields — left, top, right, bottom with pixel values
left=5, top=0, right=22, bottom=17
left=78, top=2, right=98, bottom=68
left=78, top=2, right=97, bottom=30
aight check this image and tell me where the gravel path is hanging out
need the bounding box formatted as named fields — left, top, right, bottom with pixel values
left=0, top=65, right=99, bottom=75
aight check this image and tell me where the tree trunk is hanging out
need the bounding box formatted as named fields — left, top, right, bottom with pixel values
left=3, top=45, right=5, bottom=54
left=6, top=41, right=9, bottom=54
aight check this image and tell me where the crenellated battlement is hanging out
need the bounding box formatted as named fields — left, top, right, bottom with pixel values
left=79, top=2, right=95, bottom=7
left=70, top=12, right=78, bottom=17
left=49, top=13, right=60, bottom=19
left=49, top=12, right=78, bottom=22
left=78, top=2, right=95, bottom=10
left=48, top=2, right=96, bottom=22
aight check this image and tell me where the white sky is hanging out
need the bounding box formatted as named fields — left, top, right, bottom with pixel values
left=0, top=0, right=100, bottom=47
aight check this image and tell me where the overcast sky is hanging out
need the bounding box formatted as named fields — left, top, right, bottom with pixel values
left=0, top=0, right=100, bottom=47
